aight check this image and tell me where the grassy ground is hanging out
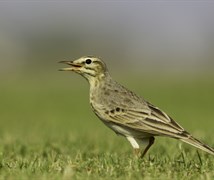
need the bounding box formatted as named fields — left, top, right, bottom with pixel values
left=0, top=73, right=214, bottom=179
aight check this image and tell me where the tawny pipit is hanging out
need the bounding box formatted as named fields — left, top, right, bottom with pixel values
left=59, top=56, right=214, bottom=157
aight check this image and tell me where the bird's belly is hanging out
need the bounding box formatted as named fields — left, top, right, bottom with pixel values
left=109, top=124, right=133, bottom=136
left=105, top=122, right=152, bottom=138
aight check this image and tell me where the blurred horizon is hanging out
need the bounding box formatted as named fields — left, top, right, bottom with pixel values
left=0, top=1, right=214, bottom=76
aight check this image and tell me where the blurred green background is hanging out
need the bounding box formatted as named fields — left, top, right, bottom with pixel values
left=0, top=1, right=214, bottom=148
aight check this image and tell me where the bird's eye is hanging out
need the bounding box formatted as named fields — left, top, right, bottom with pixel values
left=85, top=59, right=92, bottom=64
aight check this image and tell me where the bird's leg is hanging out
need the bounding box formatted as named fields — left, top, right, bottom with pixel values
left=126, top=136, right=140, bottom=156
left=134, top=148, right=140, bottom=156
left=140, top=137, right=155, bottom=158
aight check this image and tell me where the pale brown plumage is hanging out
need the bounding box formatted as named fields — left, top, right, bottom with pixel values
left=59, top=56, right=214, bottom=157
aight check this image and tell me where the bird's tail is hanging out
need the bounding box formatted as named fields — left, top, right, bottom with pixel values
left=180, top=135, right=214, bottom=155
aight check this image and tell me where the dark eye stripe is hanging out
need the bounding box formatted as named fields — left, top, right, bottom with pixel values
left=85, top=67, right=94, bottom=70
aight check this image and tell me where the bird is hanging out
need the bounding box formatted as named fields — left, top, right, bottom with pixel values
left=59, top=56, right=214, bottom=157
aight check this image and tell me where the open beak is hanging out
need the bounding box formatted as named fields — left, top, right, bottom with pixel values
left=58, top=61, right=82, bottom=71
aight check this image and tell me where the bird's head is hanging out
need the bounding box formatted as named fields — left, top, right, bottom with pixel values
left=59, top=56, right=108, bottom=83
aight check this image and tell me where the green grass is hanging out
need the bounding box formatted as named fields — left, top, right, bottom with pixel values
left=0, top=73, right=214, bottom=179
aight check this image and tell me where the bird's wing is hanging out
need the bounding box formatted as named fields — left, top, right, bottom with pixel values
left=107, top=102, right=188, bottom=138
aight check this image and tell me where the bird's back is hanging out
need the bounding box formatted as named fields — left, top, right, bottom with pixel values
left=90, top=77, right=187, bottom=138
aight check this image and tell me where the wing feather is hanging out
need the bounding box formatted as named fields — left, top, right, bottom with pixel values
left=107, top=102, right=187, bottom=138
